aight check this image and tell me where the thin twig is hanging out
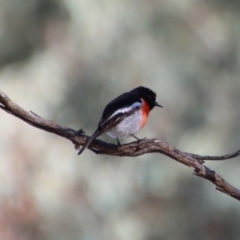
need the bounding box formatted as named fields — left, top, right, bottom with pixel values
left=186, top=150, right=240, bottom=161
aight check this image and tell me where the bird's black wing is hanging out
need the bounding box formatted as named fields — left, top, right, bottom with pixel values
left=98, top=92, right=141, bottom=133
left=78, top=91, right=141, bottom=155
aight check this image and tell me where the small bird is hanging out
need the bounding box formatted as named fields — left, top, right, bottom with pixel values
left=78, top=86, right=162, bottom=155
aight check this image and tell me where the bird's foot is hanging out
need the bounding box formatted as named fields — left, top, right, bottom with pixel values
left=75, top=128, right=85, bottom=136
left=131, top=134, right=147, bottom=150
left=131, top=134, right=147, bottom=142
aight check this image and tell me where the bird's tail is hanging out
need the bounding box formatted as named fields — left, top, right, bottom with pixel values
left=78, top=129, right=101, bottom=155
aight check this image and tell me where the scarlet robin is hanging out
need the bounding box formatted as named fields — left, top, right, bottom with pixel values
left=78, top=86, right=162, bottom=155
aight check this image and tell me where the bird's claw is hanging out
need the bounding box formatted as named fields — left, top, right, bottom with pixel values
left=75, top=128, right=85, bottom=136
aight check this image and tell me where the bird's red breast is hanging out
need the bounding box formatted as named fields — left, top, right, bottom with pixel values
left=140, top=99, right=151, bottom=128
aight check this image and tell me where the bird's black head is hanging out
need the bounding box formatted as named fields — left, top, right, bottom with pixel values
left=130, top=86, right=162, bottom=110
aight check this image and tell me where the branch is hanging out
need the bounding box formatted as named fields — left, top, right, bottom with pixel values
left=1, top=89, right=240, bottom=201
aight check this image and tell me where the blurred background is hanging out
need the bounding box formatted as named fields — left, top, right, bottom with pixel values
left=0, top=0, right=240, bottom=239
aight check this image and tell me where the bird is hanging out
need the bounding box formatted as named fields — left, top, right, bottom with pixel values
left=78, top=86, right=162, bottom=155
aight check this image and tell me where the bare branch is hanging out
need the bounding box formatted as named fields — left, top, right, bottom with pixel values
left=1, top=89, right=240, bottom=201
left=186, top=150, right=240, bottom=161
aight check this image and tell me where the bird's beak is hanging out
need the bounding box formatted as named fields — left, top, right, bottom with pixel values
left=154, top=102, right=163, bottom=108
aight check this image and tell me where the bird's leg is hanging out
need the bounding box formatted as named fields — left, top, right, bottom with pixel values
left=131, top=134, right=140, bottom=141
left=117, top=135, right=145, bottom=148
left=131, top=134, right=146, bottom=141
left=117, top=138, right=121, bottom=146
left=131, top=134, right=146, bottom=150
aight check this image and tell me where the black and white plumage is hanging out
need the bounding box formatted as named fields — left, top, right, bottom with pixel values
left=78, top=86, right=162, bottom=155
